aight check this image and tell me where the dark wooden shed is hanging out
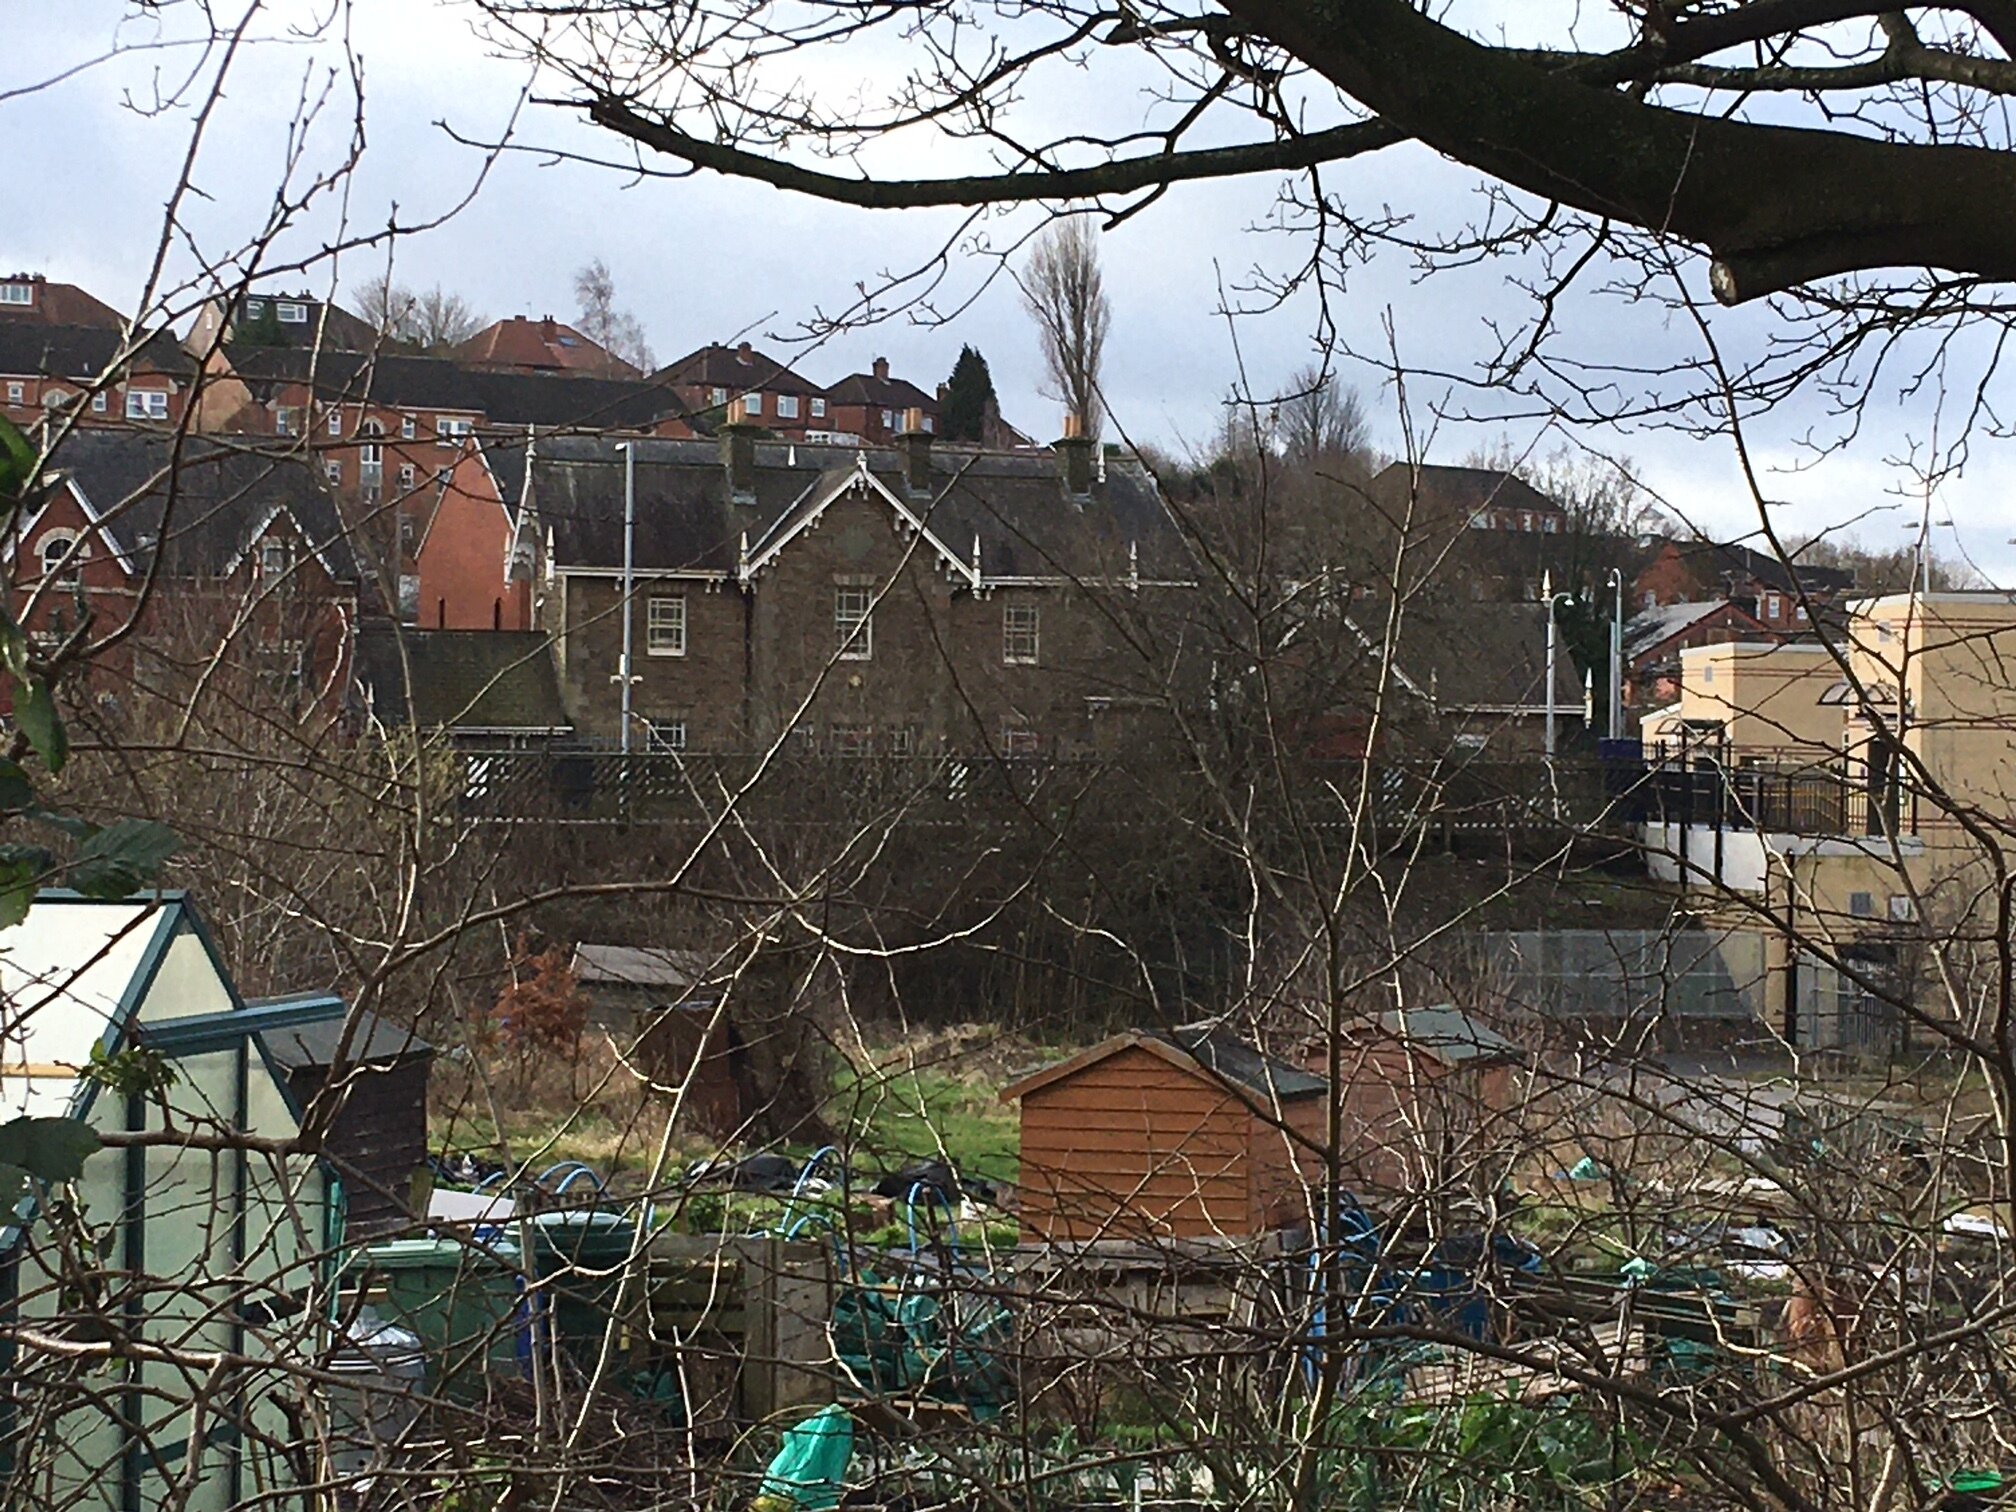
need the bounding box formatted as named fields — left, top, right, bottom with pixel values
left=1002, top=1028, right=1328, bottom=1242
left=262, top=1009, right=434, bottom=1241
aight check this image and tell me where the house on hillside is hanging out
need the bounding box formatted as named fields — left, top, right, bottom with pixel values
left=8, top=432, right=367, bottom=720
left=456, top=314, right=640, bottom=378
left=0, top=323, right=197, bottom=429
left=0, top=273, right=127, bottom=328
left=507, top=424, right=1194, bottom=755
left=822, top=357, right=939, bottom=443
left=352, top=625, right=570, bottom=744
left=1633, top=538, right=1855, bottom=631
left=1370, top=463, right=1569, bottom=535
left=1623, top=598, right=1775, bottom=710
left=654, top=342, right=828, bottom=438
left=1002, top=1025, right=1328, bottom=1241
left=0, top=892, right=341, bottom=1511
left=187, top=288, right=380, bottom=353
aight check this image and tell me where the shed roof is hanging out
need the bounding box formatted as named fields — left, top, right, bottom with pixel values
left=1001, top=1027, right=1326, bottom=1105
left=570, top=943, right=725, bottom=990
left=261, top=1006, right=434, bottom=1071
left=1353, top=1006, right=1517, bottom=1067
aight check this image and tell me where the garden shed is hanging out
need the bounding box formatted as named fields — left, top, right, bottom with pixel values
left=1002, top=1026, right=1328, bottom=1242
left=0, top=893, right=341, bottom=1512
left=1320, top=1006, right=1520, bottom=1194
left=263, top=1009, right=434, bottom=1240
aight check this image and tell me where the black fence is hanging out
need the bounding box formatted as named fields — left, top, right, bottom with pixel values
left=1617, top=760, right=1919, bottom=840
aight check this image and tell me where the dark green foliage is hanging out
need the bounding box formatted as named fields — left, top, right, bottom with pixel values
left=939, top=345, right=995, bottom=442
left=0, top=1116, right=102, bottom=1200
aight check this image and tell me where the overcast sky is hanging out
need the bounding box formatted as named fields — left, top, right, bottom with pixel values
left=13, top=1, right=2013, bottom=582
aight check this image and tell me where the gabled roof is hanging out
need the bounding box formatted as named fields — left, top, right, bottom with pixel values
left=825, top=369, right=936, bottom=411
left=0, top=323, right=195, bottom=382
left=1624, top=598, right=1770, bottom=660
left=655, top=342, right=824, bottom=396
left=220, top=292, right=379, bottom=351
left=353, top=626, right=570, bottom=734
left=571, top=943, right=727, bottom=991
left=1370, top=463, right=1567, bottom=524
left=1354, top=1006, right=1518, bottom=1067
left=1001, top=1027, right=1326, bottom=1104
left=39, top=431, right=365, bottom=583
left=521, top=435, right=1194, bottom=586
left=0, top=276, right=127, bottom=329
left=457, top=316, right=638, bottom=377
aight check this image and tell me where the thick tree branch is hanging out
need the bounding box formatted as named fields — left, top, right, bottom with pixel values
left=584, top=98, right=1402, bottom=206
left=1217, top=0, right=2016, bottom=300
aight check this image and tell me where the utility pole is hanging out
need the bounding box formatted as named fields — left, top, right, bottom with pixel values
left=617, top=441, right=637, bottom=754
left=1607, top=567, right=1625, bottom=742
left=1543, top=570, right=1557, bottom=759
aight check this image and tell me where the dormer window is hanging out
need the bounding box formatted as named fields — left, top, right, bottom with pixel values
left=277, top=302, right=309, bottom=324
left=0, top=283, right=33, bottom=307
left=260, top=538, right=292, bottom=579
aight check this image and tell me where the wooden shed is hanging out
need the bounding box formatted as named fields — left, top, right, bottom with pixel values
left=1321, top=1006, right=1519, bottom=1195
left=1002, top=1028, right=1328, bottom=1242
left=263, top=1009, right=434, bottom=1240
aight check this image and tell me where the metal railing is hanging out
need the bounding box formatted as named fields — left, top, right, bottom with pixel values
left=1621, top=760, right=1918, bottom=840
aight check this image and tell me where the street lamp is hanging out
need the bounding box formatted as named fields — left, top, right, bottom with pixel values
left=1606, top=567, right=1624, bottom=743
left=613, top=441, right=638, bottom=754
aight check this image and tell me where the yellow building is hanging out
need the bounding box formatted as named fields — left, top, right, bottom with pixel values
left=1671, top=641, right=1842, bottom=770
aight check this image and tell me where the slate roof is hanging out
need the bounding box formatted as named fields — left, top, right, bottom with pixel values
left=1367, top=1006, right=1517, bottom=1066
left=522, top=435, right=1194, bottom=584
left=1370, top=463, right=1567, bottom=524
left=1167, top=1023, right=1328, bottom=1098
left=352, top=626, right=570, bottom=733
left=1661, top=539, right=1857, bottom=596
left=571, top=943, right=726, bottom=990
left=655, top=342, right=824, bottom=396
left=43, top=430, right=364, bottom=582
left=0, top=277, right=127, bottom=328
left=1623, top=598, right=1771, bottom=660
left=0, top=323, right=195, bottom=381
left=826, top=369, right=937, bottom=412
left=1351, top=599, right=1582, bottom=711
left=223, top=292, right=379, bottom=351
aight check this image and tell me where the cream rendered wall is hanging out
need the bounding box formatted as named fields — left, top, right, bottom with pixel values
left=1678, top=642, right=1842, bottom=767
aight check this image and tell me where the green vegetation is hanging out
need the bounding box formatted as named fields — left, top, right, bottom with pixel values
left=829, top=1061, right=1019, bottom=1183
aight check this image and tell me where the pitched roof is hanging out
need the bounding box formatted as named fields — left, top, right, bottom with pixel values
left=41, top=430, right=365, bottom=582
left=261, top=1006, right=434, bottom=1070
left=570, top=943, right=727, bottom=990
left=1360, top=1006, right=1517, bottom=1066
left=1664, top=539, right=1857, bottom=596
left=1353, top=598, right=1582, bottom=711
left=522, top=435, right=1194, bottom=585
left=1000, top=1027, right=1327, bottom=1104
left=0, top=323, right=195, bottom=382
left=825, top=369, right=936, bottom=411
left=223, top=292, right=380, bottom=351
left=0, top=276, right=127, bottom=328
left=1623, top=598, right=1771, bottom=660
left=655, top=342, right=824, bottom=396
left=352, top=626, right=570, bottom=733
left=457, top=316, right=638, bottom=378
left=1371, top=463, right=1567, bottom=524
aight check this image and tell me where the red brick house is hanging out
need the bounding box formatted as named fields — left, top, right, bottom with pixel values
left=187, top=290, right=380, bottom=354
left=414, top=439, right=531, bottom=631
left=0, top=274, right=127, bottom=328
left=654, top=343, right=827, bottom=437
left=821, top=357, right=939, bottom=444
left=1631, top=539, right=1855, bottom=631
left=504, top=425, right=1194, bottom=755
left=0, top=325, right=198, bottom=430
left=8, top=432, right=367, bottom=724
left=456, top=316, right=639, bottom=379
left=1621, top=597, right=1775, bottom=709
left=1370, top=462, right=1570, bottom=535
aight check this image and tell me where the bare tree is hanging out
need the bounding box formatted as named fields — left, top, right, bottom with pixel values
left=355, top=278, right=487, bottom=353
left=573, top=257, right=654, bottom=374
left=1276, top=364, right=1370, bottom=469
left=1021, top=218, right=1111, bottom=439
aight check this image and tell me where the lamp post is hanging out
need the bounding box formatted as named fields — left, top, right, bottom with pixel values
left=1607, top=567, right=1624, bottom=742
left=1544, top=571, right=1558, bottom=759
left=616, top=441, right=637, bottom=754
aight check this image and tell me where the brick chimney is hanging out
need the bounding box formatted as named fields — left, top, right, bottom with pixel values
left=1055, top=412, right=1093, bottom=499
left=721, top=401, right=759, bottom=499
left=736, top=341, right=754, bottom=365
left=872, top=356, right=890, bottom=383
left=898, top=407, right=932, bottom=497
left=540, top=316, right=557, bottom=341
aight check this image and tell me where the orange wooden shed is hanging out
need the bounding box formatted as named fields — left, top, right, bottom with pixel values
left=1001, top=1028, right=1329, bottom=1242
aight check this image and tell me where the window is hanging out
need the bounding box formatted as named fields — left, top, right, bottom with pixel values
left=811, top=397, right=827, bottom=419
left=835, top=586, right=873, bottom=660
left=327, top=409, right=342, bottom=437
left=1542, top=515, right=1558, bottom=533
left=776, top=394, right=800, bottom=420
left=1452, top=731, right=1489, bottom=752
left=710, top=386, right=728, bottom=406
left=0, top=284, right=32, bottom=306
left=880, top=409, right=895, bottom=431
left=244, top=298, right=265, bottom=318
left=1889, top=894, right=1915, bottom=922
left=125, top=389, right=168, bottom=421
left=646, top=717, right=688, bottom=753
left=325, top=459, right=343, bottom=484
left=399, top=463, right=416, bottom=490
left=1001, top=727, right=1041, bottom=757
left=1641, top=590, right=1656, bottom=610
left=1003, top=603, right=1040, bottom=664
left=742, top=392, right=763, bottom=417
left=1849, top=891, right=1875, bottom=918
left=360, top=441, right=383, bottom=466
left=1701, top=663, right=1714, bottom=684
left=888, top=726, right=915, bottom=756
left=437, top=416, right=472, bottom=442
left=830, top=724, right=874, bottom=757
left=1796, top=605, right=1809, bottom=623
left=647, top=595, right=687, bottom=656
left=1519, top=512, right=1533, bottom=531
left=90, top=392, right=107, bottom=414
left=1468, top=513, right=1489, bottom=530
left=260, top=538, right=291, bottom=579
left=922, top=414, right=934, bottom=433
left=400, top=415, right=416, bottom=440
left=41, top=389, right=66, bottom=410
left=274, top=407, right=296, bottom=436
left=5, top=382, right=22, bottom=406
left=37, top=531, right=78, bottom=585
left=1764, top=593, right=1783, bottom=620
left=277, top=301, right=308, bottom=324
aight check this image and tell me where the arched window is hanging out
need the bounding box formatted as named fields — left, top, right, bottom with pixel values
left=37, top=530, right=79, bottom=585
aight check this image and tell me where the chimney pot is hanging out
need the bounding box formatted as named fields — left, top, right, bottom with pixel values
left=899, top=410, right=932, bottom=496
left=873, top=356, right=890, bottom=382
left=737, top=342, right=753, bottom=364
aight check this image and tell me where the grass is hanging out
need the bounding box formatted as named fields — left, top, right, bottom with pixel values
left=828, top=1061, right=1021, bottom=1185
